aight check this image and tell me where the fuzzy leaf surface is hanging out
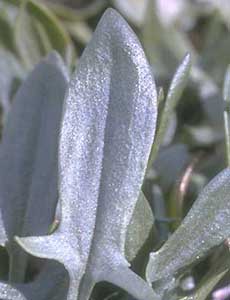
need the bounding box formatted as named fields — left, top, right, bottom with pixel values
left=125, top=191, right=154, bottom=262
left=0, top=52, right=68, bottom=280
left=146, top=168, right=230, bottom=290
left=0, top=261, right=68, bottom=300
left=148, top=53, right=191, bottom=166
left=16, top=8, right=158, bottom=300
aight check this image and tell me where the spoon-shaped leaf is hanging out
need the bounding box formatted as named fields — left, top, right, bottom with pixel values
left=16, top=8, right=158, bottom=300
left=146, top=168, right=230, bottom=290
left=0, top=51, right=68, bottom=281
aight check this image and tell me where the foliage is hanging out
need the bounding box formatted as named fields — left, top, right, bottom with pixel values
left=0, top=1, right=230, bottom=300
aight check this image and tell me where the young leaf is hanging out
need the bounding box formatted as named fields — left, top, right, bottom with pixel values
left=16, top=8, right=158, bottom=300
left=0, top=51, right=68, bottom=281
left=148, top=53, right=191, bottom=167
left=146, top=168, right=230, bottom=291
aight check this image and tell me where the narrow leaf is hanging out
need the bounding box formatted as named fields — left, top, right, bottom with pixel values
left=0, top=51, right=68, bottom=281
left=146, top=168, right=230, bottom=292
left=148, top=53, right=191, bottom=166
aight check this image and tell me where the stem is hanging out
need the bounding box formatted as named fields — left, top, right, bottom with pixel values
left=8, top=244, right=28, bottom=283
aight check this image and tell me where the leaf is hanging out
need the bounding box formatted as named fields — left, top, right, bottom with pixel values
left=0, top=51, right=68, bottom=282
left=3, top=0, right=75, bottom=65
left=154, top=143, right=191, bottom=191
left=141, top=0, right=195, bottom=76
left=146, top=168, right=230, bottom=292
left=0, top=261, right=69, bottom=300
left=148, top=54, right=191, bottom=167
left=184, top=249, right=230, bottom=300
left=125, top=191, right=154, bottom=262
left=16, top=8, right=158, bottom=300
left=64, top=21, right=92, bottom=45
left=0, top=48, right=24, bottom=121
left=0, top=10, right=16, bottom=53
left=46, top=0, right=106, bottom=21
left=14, top=3, right=46, bottom=69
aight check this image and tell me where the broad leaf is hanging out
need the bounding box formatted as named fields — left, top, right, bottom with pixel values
left=0, top=52, right=68, bottom=281
left=16, top=8, right=158, bottom=300
left=146, top=168, right=230, bottom=293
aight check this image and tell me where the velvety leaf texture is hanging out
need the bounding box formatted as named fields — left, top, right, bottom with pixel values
left=0, top=262, right=68, bottom=300
left=0, top=51, right=68, bottom=281
left=125, top=191, right=154, bottom=262
left=148, top=53, right=191, bottom=166
left=146, top=167, right=230, bottom=292
left=16, top=8, right=158, bottom=300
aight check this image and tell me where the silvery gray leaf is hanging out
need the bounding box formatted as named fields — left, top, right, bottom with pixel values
left=0, top=51, right=68, bottom=281
left=148, top=54, right=191, bottom=167
left=16, top=8, right=158, bottom=300
left=0, top=261, right=68, bottom=300
left=125, top=191, right=154, bottom=262
left=146, top=168, right=230, bottom=292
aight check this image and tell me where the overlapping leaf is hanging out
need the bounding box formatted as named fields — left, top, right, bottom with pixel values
left=146, top=167, right=230, bottom=293
left=0, top=51, right=68, bottom=282
left=125, top=191, right=154, bottom=262
left=16, top=8, right=158, bottom=300
left=0, top=261, right=68, bottom=300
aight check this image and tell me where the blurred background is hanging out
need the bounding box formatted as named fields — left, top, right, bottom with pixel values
left=1, top=0, right=230, bottom=299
